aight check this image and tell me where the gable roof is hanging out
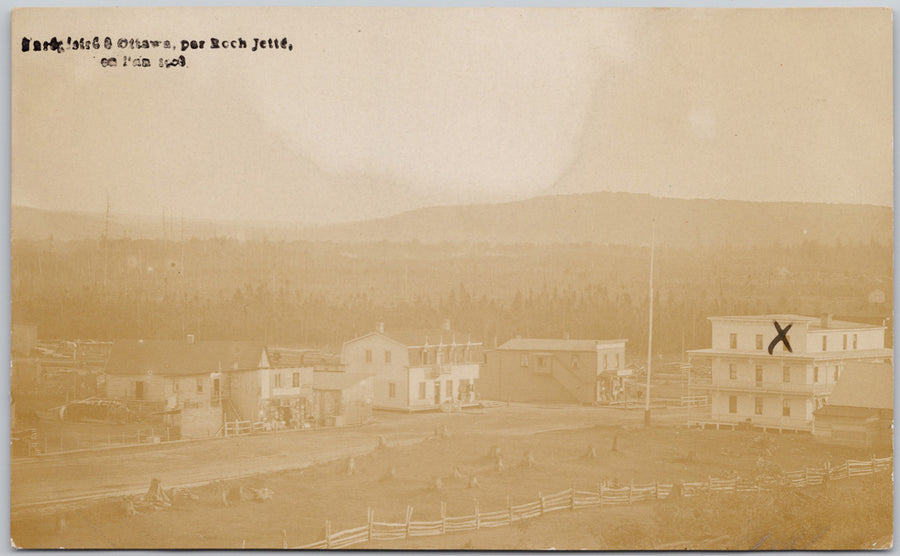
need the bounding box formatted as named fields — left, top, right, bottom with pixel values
left=825, top=361, right=893, bottom=410
left=384, top=328, right=481, bottom=347
left=106, top=340, right=267, bottom=376
left=498, top=338, right=627, bottom=352
left=344, top=329, right=482, bottom=348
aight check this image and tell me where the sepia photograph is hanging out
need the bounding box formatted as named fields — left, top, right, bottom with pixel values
left=9, top=6, right=894, bottom=550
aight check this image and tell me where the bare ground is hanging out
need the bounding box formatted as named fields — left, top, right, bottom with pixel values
left=11, top=407, right=887, bottom=549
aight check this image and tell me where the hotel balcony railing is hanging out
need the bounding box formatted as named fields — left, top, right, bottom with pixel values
left=698, top=381, right=833, bottom=395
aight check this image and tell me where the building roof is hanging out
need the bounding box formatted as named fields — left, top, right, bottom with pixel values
left=384, top=328, right=482, bottom=347
left=708, top=314, right=882, bottom=331
left=268, top=347, right=340, bottom=369
left=313, top=371, right=374, bottom=390
left=106, top=340, right=267, bottom=376
left=497, top=338, right=627, bottom=352
left=825, top=362, right=893, bottom=410
left=687, top=347, right=893, bottom=362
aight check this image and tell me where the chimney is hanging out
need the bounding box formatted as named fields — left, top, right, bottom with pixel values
left=375, top=322, right=385, bottom=334
left=442, top=318, right=451, bottom=331
left=186, top=334, right=195, bottom=344
left=821, top=314, right=832, bottom=328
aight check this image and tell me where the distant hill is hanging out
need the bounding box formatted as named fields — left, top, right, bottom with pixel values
left=299, top=192, right=892, bottom=248
left=11, top=205, right=308, bottom=242
left=12, top=192, right=892, bottom=248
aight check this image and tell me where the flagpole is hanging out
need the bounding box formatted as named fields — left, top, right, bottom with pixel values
left=644, top=220, right=655, bottom=427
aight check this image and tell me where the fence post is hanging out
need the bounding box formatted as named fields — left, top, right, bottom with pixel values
left=474, top=499, right=480, bottom=530
left=628, top=480, right=634, bottom=504
left=367, top=507, right=373, bottom=543
left=325, top=521, right=332, bottom=549
left=570, top=485, right=576, bottom=510
left=871, top=454, right=877, bottom=476
left=655, top=481, right=660, bottom=500
left=282, top=529, right=287, bottom=549
left=440, top=502, right=446, bottom=534
left=539, top=492, right=544, bottom=515
left=599, top=483, right=604, bottom=507
left=405, top=506, right=413, bottom=539
left=507, top=496, right=512, bottom=524
left=708, top=476, right=713, bottom=493
left=107, top=432, right=111, bottom=446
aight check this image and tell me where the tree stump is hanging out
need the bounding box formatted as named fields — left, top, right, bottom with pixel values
left=384, top=465, right=397, bottom=481
left=145, top=478, right=171, bottom=508
left=453, top=465, right=464, bottom=479
left=522, top=450, right=535, bottom=468
left=376, top=436, right=387, bottom=449
left=586, top=446, right=598, bottom=459
left=434, top=477, right=443, bottom=490
left=495, top=455, right=504, bottom=472
left=346, top=457, right=356, bottom=476
left=469, top=475, right=480, bottom=488
left=490, top=445, right=502, bottom=458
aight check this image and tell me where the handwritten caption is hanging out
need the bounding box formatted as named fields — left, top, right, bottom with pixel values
left=20, top=36, right=293, bottom=69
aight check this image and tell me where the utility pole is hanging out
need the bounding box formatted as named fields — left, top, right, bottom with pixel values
left=644, top=220, right=655, bottom=427
left=103, top=194, right=110, bottom=291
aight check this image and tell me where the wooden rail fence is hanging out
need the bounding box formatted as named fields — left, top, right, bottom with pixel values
left=293, top=456, right=892, bottom=549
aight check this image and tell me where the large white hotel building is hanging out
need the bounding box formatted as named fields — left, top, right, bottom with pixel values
left=688, top=314, right=891, bottom=432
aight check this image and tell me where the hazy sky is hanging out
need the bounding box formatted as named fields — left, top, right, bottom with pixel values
left=12, top=8, right=893, bottom=224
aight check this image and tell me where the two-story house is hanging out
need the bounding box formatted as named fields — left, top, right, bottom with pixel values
left=687, top=314, right=892, bottom=432
left=340, top=322, right=482, bottom=411
left=479, top=338, right=629, bottom=404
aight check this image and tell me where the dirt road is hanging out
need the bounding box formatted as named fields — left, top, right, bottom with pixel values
left=11, top=404, right=688, bottom=514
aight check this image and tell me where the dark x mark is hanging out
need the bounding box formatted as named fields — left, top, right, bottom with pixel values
left=768, top=321, right=793, bottom=355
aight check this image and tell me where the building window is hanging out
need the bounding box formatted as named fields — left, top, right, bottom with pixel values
left=570, top=355, right=580, bottom=369
left=292, top=372, right=300, bottom=388
left=842, top=335, right=847, bottom=350
left=782, top=366, right=790, bottom=383
left=813, top=367, right=819, bottom=383
left=833, top=367, right=839, bottom=381
left=196, top=377, right=204, bottom=393
left=419, top=382, right=426, bottom=400
left=615, top=353, right=620, bottom=368
left=782, top=400, right=791, bottom=417
left=423, top=350, right=430, bottom=365
left=274, top=373, right=282, bottom=388
left=537, top=356, right=546, bottom=368
left=602, top=354, right=608, bottom=369
left=446, top=380, right=453, bottom=399
left=755, top=366, right=763, bottom=387
left=520, top=354, right=528, bottom=367
left=822, top=336, right=827, bottom=351
left=853, top=334, right=858, bottom=349
left=172, top=381, right=179, bottom=393
left=385, top=350, right=391, bottom=363
left=728, top=395, right=737, bottom=414
left=389, top=383, right=396, bottom=398
left=729, top=364, right=737, bottom=380
left=755, top=334, right=763, bottom=350
left=729, top=333, right=737, bottom=349
left=754, top=397, right=763, bottom=415
left=365, top=349, right=373, bottom=363
left=483, top=352, right=488, bottom=364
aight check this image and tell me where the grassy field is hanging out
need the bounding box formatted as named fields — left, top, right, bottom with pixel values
left=11, top=419, right=888, bottom=550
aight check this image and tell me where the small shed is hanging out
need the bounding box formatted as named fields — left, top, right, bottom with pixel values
left=814, top=362, right=893, bottom=449
left=313, top=372, right=375, bottom=427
